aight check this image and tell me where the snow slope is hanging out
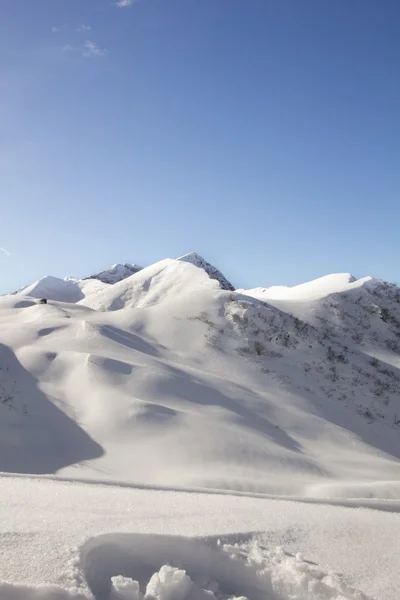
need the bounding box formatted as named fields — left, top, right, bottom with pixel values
left=240, top=273, right=364, bottom=301
left=1, top=475, right=399, bottom=600
left=1, top=260, right=400, bottom=497
left=1, top=258, right=400, bottom=599
left=178, top=252, right=235, bottom=291
left=13, top=276, right=108, bottom=303
left=79, top=258, right=225, bottom=312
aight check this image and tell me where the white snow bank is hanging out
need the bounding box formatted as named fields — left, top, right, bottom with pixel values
left=0, top=535, right=370, bottom=600
left=306, top=480, right=400, bottom=500
left=224, top=541, right=371, bottom=600
left=1, top=476, right=398, bottom=599
left=86, top=534, right=372, bottom=600
left=14, top=276, right=108, bottom=303
left=240, top=273, right=375, bottom=301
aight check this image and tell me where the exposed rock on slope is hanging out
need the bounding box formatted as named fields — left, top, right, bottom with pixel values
left=85, top=263, right=143, bottom=284
left=178, top=252, right=235, bottom=291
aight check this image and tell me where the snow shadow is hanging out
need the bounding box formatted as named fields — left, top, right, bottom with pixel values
left=157, top=365, right=302, bottom=453
left=99, top=325, right=161, bottom=358
left=302, top=385, right=400, bottom=463
left=134, top=402, right=179, bottom=424
left=14, top=300, right=37, bottom=309
left=0, top=343, right=103, bottom=474
left=80, top=533, right=273, bottom=600
left=100, top=358, right=133, bottom=375
left=37, top=326, right=68, bottom=337
left=0, top=582, right=87, bottom=599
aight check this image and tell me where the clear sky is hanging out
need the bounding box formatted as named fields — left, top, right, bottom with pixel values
left=1, top=0, right=399, bottom=292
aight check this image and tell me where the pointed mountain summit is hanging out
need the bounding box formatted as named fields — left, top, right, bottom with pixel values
left=177, top=252, right=234, bottom=291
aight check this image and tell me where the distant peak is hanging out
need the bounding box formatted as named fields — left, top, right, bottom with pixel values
left=85, top=263, right=143, bottom=285
left=178, top=252, right=204, bottom=262
left=177, top=252, right=234, bottom=291
left=241, top=273, right=365, bottom=302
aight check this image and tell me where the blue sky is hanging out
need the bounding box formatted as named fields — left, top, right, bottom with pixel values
left=1, top=0, right=399, bottom=292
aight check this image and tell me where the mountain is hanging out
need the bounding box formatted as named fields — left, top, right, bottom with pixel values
left=85, top=262, right=143, bottom=284
left=79, top=257, right=226, bottom=311
left=13, top=275, right=108, bottom=303
left=11, top=253, right=233, bottom=304
left=2, top=256, right=400, bottom=600
left=240, top=273, right=359, bottom=301
left=177, top=252, right=235, bottom=291
left=1, top=257, right=400, bottom=500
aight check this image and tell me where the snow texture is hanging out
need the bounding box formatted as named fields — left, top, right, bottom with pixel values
left=1, top=254, right=400, bottom=599
left=1, top=476, right=398, bottom=599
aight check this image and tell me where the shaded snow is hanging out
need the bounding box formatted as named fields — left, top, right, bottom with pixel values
left=178, top=253, right=234, bottom=291
left=85, top=263, right=143, bottom=285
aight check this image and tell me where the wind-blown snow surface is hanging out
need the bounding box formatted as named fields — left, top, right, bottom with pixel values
left=1, top=475, right=399, bottom=600
left=1, top=257, right=400, bottom=598
left=240, top=274, right=362, bottom=301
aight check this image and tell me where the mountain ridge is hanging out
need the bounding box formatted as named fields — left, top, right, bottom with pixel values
left=1, top=252, right=399, bottom=498
left=84, top=263, right=143, bottom=285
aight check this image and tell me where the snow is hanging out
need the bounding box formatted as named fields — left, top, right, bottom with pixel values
left=11, top=252, right=233, bottom=306
left=1, top=262, right=400, bottom=493
left=1, top=475, right=399, bottom=600
left=85, top=263, right=143, bottom=285
left=239, top=273, right=373, bottom=301
left=12, top=276, right=108, bottom=303
left=78, top=258, right=222, bottom=312
left=178, top=253, right=235, bottom=291
left=1, top=255, right=400, bottom=599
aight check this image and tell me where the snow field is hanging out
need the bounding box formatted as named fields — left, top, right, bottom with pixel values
left=1, top=476, right=399, bottom=599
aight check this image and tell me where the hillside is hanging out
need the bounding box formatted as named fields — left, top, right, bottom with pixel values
left=2, top=255, right=400, bottom=600
left=13, top=275, right=109, bottom=303
left=2, top=256, right=400, bottom=498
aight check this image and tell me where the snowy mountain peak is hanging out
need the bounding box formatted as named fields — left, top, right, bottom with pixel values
left=240, top=273, right=369, bottom=302
left=85, top=263, right=143, bottom=285
left=177, top=252, right=234, bottom=291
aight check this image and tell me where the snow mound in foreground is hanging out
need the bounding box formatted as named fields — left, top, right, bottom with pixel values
left=241, top=273, right=374, bottom=301
left=0, top=534, right=370, bottom=600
